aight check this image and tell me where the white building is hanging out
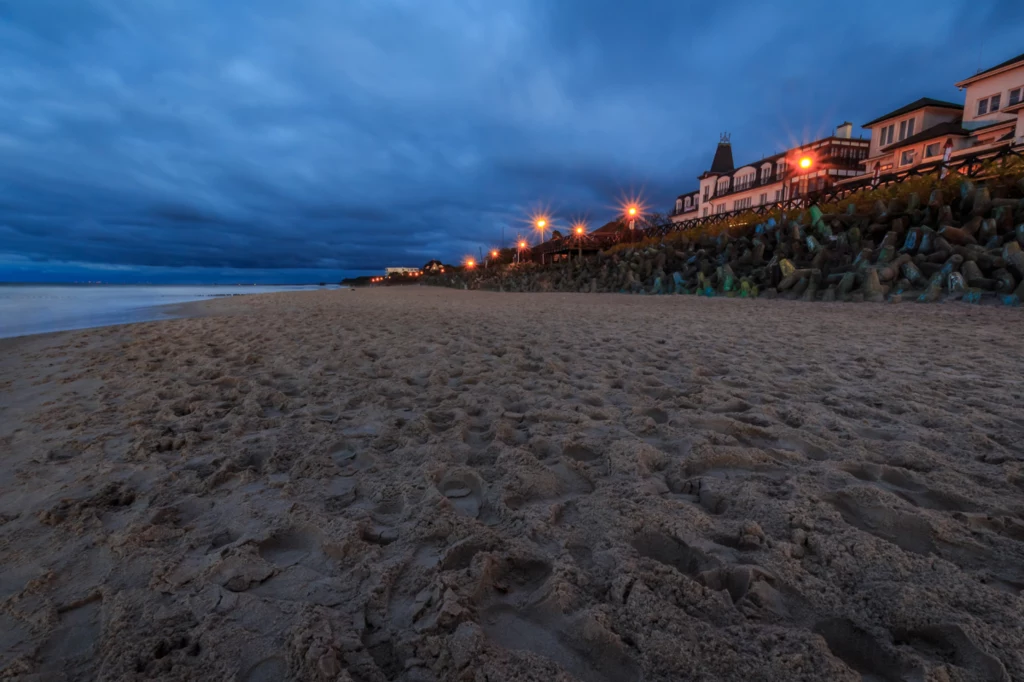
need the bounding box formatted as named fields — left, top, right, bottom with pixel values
left=670, top=126, right=870, bottom=222
left=385, top=267, right=419, bottom=275
left=955, top=51, right=1024, bottom=151
left=852, top=51, right=1024, bottom=182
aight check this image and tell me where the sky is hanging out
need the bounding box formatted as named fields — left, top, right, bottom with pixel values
left=1, top=0, right=1022, bottom=283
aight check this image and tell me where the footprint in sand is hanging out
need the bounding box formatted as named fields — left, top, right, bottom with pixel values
left=562, top=443, right=601, bottom=462
left=840, top=463, right=976, bottom=512
left=631, top=531, right=720, bottom=578
left=240, top=656, right=288, bottom=682
left=828, top=489, right=935, bottom=555
left=478, top=554, right=628, bottom=681
left=894, top=623, right=1009, bottom=682
left=814, top=618, right=912, bottom=682
left=439, top=471, right=485, bottom=519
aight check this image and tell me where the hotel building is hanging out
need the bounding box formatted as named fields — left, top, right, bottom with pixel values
left=670, top=126, right=870, bottom=223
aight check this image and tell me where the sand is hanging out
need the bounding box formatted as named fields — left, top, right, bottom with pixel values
left=1, top=287, right=1023, bottom=682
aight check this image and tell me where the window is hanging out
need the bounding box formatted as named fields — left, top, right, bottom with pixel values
left=1010, top=88, right=1022, bottom=106
left=717, top=179, right=730, bottom=194
left=925, top=142, right=941, bottom=157
left=774, top=188, right=783, bottom=201
left=991, top=93, right=1000, bottom=111
left=703, top=186, right=710, bottom=201
left=899, top=120, right=907, bottom=141
left=978, top=98, right=988, bottom=115
left=684, top=197, right=691, bottom=209
left=776, top=161, right=786, bottom=178
left=676, top=199, right=683, bottom=212
left=900, top=150, right=915, bottom=166
left=703, top=207, right=708, bottom=217
left=759, top=193, right=767, bottom=205
left=716, top=204, right=725, bottom=214
left=907, top=118, right=915, bottom=137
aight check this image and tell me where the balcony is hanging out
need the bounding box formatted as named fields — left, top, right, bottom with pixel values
left=708, top=172, right=785, bottom=200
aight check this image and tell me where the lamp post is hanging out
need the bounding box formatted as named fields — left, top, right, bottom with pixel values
left=489, top=249, right=499, bottom=268
left=535, top=218, right=548, bottom=264
left=517, top=239, right=527, bottom=264
left=572, top=222, right=586, bottom=259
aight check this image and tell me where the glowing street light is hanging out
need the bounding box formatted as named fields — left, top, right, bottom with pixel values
left=465, top=258, right=476, bottom=269
left=799, top=156, right=813, bottom=170
left=532, top=215, right=551, bottom=264
left=571, top=220, right=587, bottom=259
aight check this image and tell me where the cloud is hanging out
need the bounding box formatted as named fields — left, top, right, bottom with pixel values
left=0, top=0, right=1020, bottom=281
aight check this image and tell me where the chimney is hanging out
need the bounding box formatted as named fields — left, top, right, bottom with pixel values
left=836, top=122, right=853, bottom=139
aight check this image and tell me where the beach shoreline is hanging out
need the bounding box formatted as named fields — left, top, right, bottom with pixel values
left=2, top=287, right=1022, bottom=681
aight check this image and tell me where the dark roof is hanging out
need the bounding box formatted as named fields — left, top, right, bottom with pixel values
left=862, top=97, right=962, bottom=127
left=710, top=141, right=734, bottom=173
left=592, top=220, right=623, bottom=235
left=957, top=52, right=1024, bottom=85
left=880, top=120, right=968, bottom=151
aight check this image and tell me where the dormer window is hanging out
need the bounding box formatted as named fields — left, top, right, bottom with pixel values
left=676, top=199, right=683, bottom=212
left=685, top=196, right=691, bottom=209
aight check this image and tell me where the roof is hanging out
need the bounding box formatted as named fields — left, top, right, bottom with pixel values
left=880, top=120, right=968, bottom=151
left=676, top=189, right=699, bottom=199
left=956, top=52, right=1024, bottom=87
left=710, top=141, right=734, bottom=173
left=862, top=97, right=963, bottom=127
left=591, top=220, right=624, bottom=235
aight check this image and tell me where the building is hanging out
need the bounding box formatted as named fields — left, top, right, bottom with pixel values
left=670, top=126, right=869, bottom=222
left=955, top=51, right=1024, bottom=150
left=385, top=267, right=419, bottom=275
left=852, top=51, right=1024, bottom=183
left=859, top=98, right=965, bottom=176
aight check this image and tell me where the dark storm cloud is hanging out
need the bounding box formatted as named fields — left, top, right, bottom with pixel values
left=0, top=0, right=1021, bottom=281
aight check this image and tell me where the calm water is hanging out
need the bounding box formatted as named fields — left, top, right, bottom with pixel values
left=0, top=284, right=340, bottom=339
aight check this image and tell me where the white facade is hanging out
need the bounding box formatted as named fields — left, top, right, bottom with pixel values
left=956, top=55, right=1024, bottom=149
left=385, top=267, right=419, bottom=275
left=672, top=129, right=869, bottom=223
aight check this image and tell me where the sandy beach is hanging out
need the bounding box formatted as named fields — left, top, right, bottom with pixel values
left=2, top=287, right=1023, bottom=681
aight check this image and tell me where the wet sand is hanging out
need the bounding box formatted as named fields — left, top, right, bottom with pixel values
left=1, top=287, right=1023, bottom=681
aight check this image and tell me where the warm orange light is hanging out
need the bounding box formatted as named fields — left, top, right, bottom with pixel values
left=799, top=156, right=812, bottom=169
left=518, top=240, right=527, bottom=249
left=465, top=259, right=476, bottom=269
left=490, top=249, right=499, bottom=258
left=628, top=206, right=637, bottom=216
left=536, top=219, right=546, bottom=228
left=575, top=226, right=584, bottom=235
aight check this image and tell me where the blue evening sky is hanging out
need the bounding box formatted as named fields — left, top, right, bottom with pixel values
left=1, top=0, right=1021, bottom=283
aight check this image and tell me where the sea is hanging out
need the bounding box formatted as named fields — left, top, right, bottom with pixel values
left=0, top=284, right=341, bottom=339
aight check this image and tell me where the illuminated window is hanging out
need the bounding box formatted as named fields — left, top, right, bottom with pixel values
left=900, top=150, right=915, bottom=166
left=925, top=142, right=941, bottom=157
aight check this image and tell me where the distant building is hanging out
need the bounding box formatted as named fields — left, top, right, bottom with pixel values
left=670, top=125, right=869, bottom=222
left=385, top=267, right=419, bottom=275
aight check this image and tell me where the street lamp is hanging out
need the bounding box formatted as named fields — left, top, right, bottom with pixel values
left=516, top=239, right=527, bottom=264
left=534, top=217, right=549, bottom=264
left=572, top=221, right=587, bottom=259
